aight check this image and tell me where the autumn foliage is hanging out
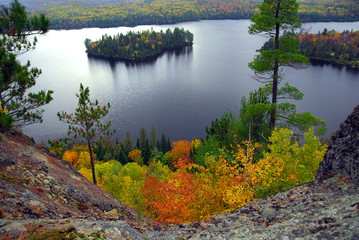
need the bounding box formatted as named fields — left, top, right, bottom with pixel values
left=62, top=150, right=79, bottom=168
left=65, top=127, right=326, bottom=223
left=37, top=0, right=359, bottom=30
left=167, top=140, right=192, bottom=169
left=297, top=30, right=359, bottom=67
left=128, top=149, right=143, bottom=165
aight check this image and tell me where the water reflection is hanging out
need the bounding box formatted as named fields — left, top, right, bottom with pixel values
left=166, top=46, right=193, bottom=60
left=310, top=58, right=359, bottom=73
left=87, top=55, right=118, bottom=71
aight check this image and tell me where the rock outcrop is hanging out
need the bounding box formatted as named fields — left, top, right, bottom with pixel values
left=316, top=105, right=359, bottom=184
left=0, top=129, right=140, bottom=221
left=1, top=106, right=359, bottom=239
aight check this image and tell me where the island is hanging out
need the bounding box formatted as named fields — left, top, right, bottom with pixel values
left=84, top=27, right=193, bottom=61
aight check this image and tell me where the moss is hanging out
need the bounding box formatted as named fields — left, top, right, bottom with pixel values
left=0, top=173, right=30, bottom=185
left=0, top=173, right=12, bottom=182
left=89, top=230, right=106, bottom=239
left=26, top=226, right=106, bottom=240
left=27, top=226, right=77, bottom=240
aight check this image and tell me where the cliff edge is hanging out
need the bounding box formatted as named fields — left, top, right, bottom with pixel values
left=316, top=105, right=359, bottom=184
left=1, top=106, right=359, bottom=239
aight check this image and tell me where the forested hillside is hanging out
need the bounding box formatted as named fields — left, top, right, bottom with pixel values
left=19, top=0, right=359, bottom=29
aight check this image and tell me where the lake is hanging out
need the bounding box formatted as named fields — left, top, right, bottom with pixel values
left=19, top=20, right=359, bottom=142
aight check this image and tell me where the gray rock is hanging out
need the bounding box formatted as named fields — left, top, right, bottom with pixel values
left=316, top=105, right=359, bottom=184
left=0, top=157, right=14, bottom=166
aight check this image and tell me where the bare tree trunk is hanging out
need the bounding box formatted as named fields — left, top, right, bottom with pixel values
left=87, top=138, right=97, bottom=185
left=245, top=123, right=251, bottom=184
left=269, top=2, right=281, bottom=131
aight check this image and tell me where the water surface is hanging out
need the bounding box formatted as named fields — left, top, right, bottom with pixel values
left=19, top=20, right=359, bottom=141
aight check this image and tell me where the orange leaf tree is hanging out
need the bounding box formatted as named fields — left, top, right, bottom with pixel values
left=167, top=140, right=192, bottom=169
left=62, top=150, right=79, bottom=168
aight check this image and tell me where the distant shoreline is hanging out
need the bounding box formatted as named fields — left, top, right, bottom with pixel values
left=310, top=57, right=359, bottom=70
left=48, top=19, right=359, bottom=31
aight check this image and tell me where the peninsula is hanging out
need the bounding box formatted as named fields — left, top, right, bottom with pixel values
left=298, top=29, right=359, bottom=69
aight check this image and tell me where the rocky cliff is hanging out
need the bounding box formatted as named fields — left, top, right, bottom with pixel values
left=1, top=106, right=359, bottom=239
left=316, top=105, right=359, bottom=184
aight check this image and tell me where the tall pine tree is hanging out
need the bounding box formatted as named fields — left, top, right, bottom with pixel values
left=248, top=0, right=326, bottom=135
left=248, top=0, right=306, bottom=130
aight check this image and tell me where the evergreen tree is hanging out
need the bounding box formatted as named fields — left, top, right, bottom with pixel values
left=157, top=141, right=161, bottom=153
left=248, top=0, right=326, bottom=135
left=150, top=125, right=159, bottom=152
left=57, top=84, right=114, bottom=185
left=160, top=134, right=169, bottom=153
left=138, top=126, right=148, bottom=152
left=136, top=138, right=140, bottom=150
left=114, top=143, right=121, bottom=161
left=143, top=139, right=152, bottom=165
left=114, top=142, right=128, bottom=165
left=167, top=137, right=172, bottom=152
left=248, top=0, right=307, bottom=131
left=94, top=141, right=105, bottom=160
left=239, top=87, right=271, bottom=143
left=0, top=0, right=53, bottom=128
left=123, top=131, right=133, bottom=155
left=101, top=140, right=114, bottom=161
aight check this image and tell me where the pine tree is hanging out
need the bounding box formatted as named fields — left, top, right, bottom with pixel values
left=123, top=131, right=133, bottom=155
left=138, top=127, right=148, bottom=152
left=0, top=0, right=52, bottom=128
left=143, top=139, right=152, bottom=165
left=150, top=125, right=159, bottom=152
left=167, top=137, right=172, bottom=152
left=248, top=0, right=307, bottom=131
left=57, top=84, right=114, bottom=185
left=160, top=134, right=168, bottom=153
left=248, top=0, right=326, bottom=135
left=114, top=142, right=128, bottom=165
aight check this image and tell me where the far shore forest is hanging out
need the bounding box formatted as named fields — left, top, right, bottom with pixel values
left=261, top=29, right=359, bottom=69
left=26, top=0, right=359, bottom=30
left=1, top=0, right=358, bottom=225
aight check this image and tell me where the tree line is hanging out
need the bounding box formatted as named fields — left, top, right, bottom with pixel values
left=29, top=0, right=359, bottom=30
left=39, top=0, right=256, bottom=29
left=85, top=28, right=193, bottom=61
left=297, top=0, right=359, bottom=22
